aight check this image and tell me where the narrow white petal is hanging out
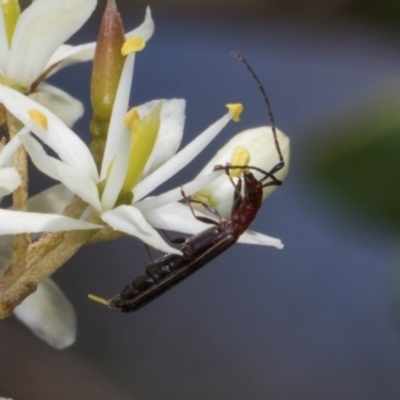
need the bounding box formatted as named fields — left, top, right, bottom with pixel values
left=134, top=112, right=232, bottom=201
left=29, top=83, right=84, bottom=128
left=101, top=129, right=131, bottom=210
left=101, top=205, right=182, bottom=255
left=23, top=135, right=102, bottom=210
left=6, top=0, right=97, bottom=88
left=0, top=85, right=98, bottom=181
left=13, top=279, right=77, bottom=349
left=28, top=184, right=73, bottom=214
left=21, top=135, right=61, bottom=180
left=0, top=209, right=102, bottom=234
left=0, top=167, right=21, bottom=198
left=138, top=99, right=186, bottom=177
left=126, top=7, right=155, bottom=42
left=0, top=126, right=30, bottom=168
left=100, top=54, right=135, bottom=181
left=238, top=229, right=283, bottom=249
left=136, top=170, right=224, bottom=212
left=142, top=202, right=212, bottom=234
left=45, top=43, right=94, bottom=75
left=28, top=185, right=75, bottom=242
left=0, top=7, right=9, bottom=73
left=49, top=158, right=102, bottom=211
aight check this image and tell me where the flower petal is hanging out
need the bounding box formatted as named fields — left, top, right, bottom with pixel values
left=0, top=126, right=29, bottom=168
left=13, top=278, right=77, bottom=349
left=141, top=202, right=210, bottom=234
left=136, top=170, right=224, bottom=212
left=134, top=111, right=233, bottom=201
left=100, top=54, right=135, bottom=181
left=0, top=85, right=98, bottom=181
left=101, top=127, right=131, bottom=210
left=22, top=135, right=102, bottom=210
left=6, top=0, right=97, bottom=88
left=28, top=184, right=73, bottom=214
left=0, top=167, right=21, bottom=199
left=196, top=126, right=290, bottom=218
left=29, top=83, right=84, bottom=127
left=0, top=209, right=102, bottom=234
left=125, top=7, right=155, bottom=42
left=138, top=98, right=186, bottom=177
left=20, top=134, right=61, bottom=179
left=44, top=43, right=93, bottom=75
left=101, top=205, right=182, bottom=255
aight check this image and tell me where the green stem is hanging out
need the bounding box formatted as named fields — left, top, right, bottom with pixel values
left=0, top=226, right=98, bottom=318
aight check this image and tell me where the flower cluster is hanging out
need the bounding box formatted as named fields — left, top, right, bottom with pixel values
left=0, top=0, right=290, bottom=349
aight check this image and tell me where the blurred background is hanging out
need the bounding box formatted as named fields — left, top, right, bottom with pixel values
left=2, top=0, right=400, bottom=399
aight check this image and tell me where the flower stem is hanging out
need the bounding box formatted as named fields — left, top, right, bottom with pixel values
left=8, top=112, right=30, bottom=270
left=0, top=225, right=98, bottom=318
left=0, top=197, right=97, bottom=318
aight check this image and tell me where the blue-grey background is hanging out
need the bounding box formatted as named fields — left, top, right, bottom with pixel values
left=2, top=1, right=400, bottom=399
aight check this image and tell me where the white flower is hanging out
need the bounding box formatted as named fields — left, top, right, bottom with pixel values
left=0, top=0, right=96, bottom=90
left=0, top=38, right=239, bottom=254
left=0, top=1, right=154, bottom=127
left=0, top=0, right=96, bottom=125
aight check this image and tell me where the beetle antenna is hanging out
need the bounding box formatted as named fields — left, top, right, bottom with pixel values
left=231, top=52, right=284, bottom=169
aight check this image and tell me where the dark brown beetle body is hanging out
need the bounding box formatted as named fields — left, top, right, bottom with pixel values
left=108, top=172, right=265, bottom=313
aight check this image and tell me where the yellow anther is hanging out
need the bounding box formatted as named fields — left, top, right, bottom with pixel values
left=124, top=107, right=140, bottom=130
left=28, top=109, right=48, bottom=131
left=226, top=103, right=243, bottom=122
left=121, top=36, right=145, bottom=55
left=229, top=146, right=250, bottom=177
left=88, top=294, right=109, bottom=306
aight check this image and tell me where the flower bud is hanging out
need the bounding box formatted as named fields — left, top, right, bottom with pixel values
left=193, top=126, right=290, bottom=219
left=90, top=0, right=125, bottom=140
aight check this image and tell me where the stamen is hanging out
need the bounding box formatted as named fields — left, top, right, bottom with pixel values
left=121, top=36, right=145, bottom=55
left=28, top=109, right=48, bottom=130
left=226, top=103, right=243, bottom=122
left=124, top=107, right=140, bottom=130
left=88, top=294, right=109, bottom=306
left=229, top=146, right=250, bottom=177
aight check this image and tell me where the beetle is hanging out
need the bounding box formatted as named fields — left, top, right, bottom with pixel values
left=107, top=162, right=283, bottom=312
